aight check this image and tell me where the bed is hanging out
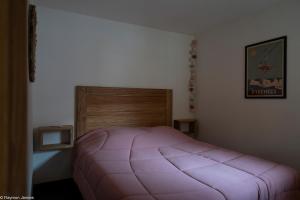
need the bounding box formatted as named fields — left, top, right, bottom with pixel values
left=73, top=86, right=300, bottom=200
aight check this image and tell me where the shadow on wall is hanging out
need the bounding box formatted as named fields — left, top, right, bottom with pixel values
left=33, top=149, right=73, bottom=184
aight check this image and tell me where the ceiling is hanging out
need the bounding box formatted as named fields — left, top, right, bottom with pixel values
left=31, top=0, right=283, bottom=35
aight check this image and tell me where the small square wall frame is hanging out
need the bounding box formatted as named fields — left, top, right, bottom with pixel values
left=34, top=125, right=74, bottom=151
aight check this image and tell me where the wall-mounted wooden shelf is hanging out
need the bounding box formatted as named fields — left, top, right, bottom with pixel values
left=34, top=125, right=74, bottom=151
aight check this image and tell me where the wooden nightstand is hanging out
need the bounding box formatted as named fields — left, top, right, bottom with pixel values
left=174, top=119, right=197, bottom=138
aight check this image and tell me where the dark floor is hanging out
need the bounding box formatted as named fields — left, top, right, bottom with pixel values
left=32, top=178, right=83, bottom=200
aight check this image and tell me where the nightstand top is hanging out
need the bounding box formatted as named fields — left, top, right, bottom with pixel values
left=174, top=118, right=196, bottom=123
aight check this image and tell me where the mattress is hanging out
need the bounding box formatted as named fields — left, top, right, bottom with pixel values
left=73, top=126, right=300, bottom=200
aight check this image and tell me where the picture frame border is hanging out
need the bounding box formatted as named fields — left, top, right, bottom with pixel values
left=245, top=36, right=287, bottom=99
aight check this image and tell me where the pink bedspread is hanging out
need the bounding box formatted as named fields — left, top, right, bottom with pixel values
left=73, top=127, right=300, bottom=200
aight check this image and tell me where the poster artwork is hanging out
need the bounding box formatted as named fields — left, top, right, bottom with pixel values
left=245, top=36, right=286, bottom=98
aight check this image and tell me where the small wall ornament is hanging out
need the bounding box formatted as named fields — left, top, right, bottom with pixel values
left=28, top=5, right=37, bottom=82
left=189, top=40, right=197, bottom=112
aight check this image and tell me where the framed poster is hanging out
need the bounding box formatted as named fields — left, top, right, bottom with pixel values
left=245, top=36, right=287, bottom=98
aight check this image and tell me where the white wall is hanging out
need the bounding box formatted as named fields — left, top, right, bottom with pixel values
left=196, top=0, right=300, bottom=170
left=32, top=6, right=194, bottom=183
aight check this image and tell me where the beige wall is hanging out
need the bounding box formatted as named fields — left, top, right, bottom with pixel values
left=32, top=6, right=194, bottom=183
left=196, top=0, right=300, bottom=170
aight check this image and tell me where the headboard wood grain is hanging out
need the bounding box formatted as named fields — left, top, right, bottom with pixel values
left=75, top=86, right=172, bottom=138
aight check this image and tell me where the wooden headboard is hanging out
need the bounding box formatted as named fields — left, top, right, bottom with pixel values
left=75, top=86, right=172, bottom=138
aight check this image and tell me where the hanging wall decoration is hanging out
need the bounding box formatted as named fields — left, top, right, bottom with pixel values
left=189, top=40, right=197, bottom=112
left=28, top=4, right=37, bottom=82
left=245, top=36, right=287, bottom=98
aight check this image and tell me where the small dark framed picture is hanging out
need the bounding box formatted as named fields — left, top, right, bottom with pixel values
left=245, top=36, right=287, bottom=98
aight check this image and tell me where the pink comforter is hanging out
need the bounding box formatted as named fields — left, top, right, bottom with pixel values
left=73, top=127, right=300, bottom=200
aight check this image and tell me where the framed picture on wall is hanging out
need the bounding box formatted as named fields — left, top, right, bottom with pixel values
left=245, top=36, right=287, bottom=98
